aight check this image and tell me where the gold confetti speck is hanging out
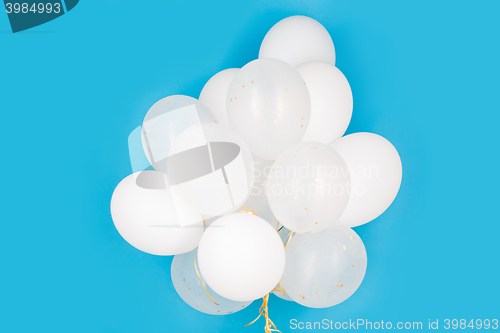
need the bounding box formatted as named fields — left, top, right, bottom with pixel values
left=305, top=208, right=308, bottom=211
left=301, top=125, right=303, bottom=127
left=261, top=183, right=264, bottom=187
left=286, top=89, right=288, bottom=91
left=188, top=288, right=191, bottom=290
left=352, top=265, right=355, bottom=267
left=242, top=85, right=245, bottom=87
left=183, top=279, right=185, bottom=281
left=343, top=245, right=346, bottom=250
left=341, top=284, right=344, bottom=287
left=316, top=292, right=318, bottom=295
left=251, top=81, right=254, bottom=83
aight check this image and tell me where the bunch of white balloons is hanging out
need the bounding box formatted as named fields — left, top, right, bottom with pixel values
left=110, top=15, right=402, bottom=320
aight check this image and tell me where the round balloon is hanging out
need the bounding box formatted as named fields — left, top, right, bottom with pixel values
left=171, top=249, right=252, bottom=315
left=199, top=68, right=239, bottom=128
left=331, top=132, right=402, bottom=227
left=266, top=142, right=350, bottom=234
left=259, top=15, right=335, bottom=67
left=110, top=171, right=204, bottom=255
left=297, top=62, right=353, bottom=144
left=166, top=123, right=254, bottom=220
left=141, top=95, right=217, bottom=172
left=197, top=213, right=285, bottom=302
left=227, top=58, right=311, bottom=161
left=281, top=225, right=367, bottom=308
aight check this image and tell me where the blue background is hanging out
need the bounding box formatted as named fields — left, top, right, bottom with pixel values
left=1, top=1, right=499, bottom=332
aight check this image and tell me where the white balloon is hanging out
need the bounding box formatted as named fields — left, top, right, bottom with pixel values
left=331, top=133, right=402, bottom=227
left=259, top=15, right=335, bottom=67
left=110, top=171, right=204, bottom=255
left=199, top=68, right=239, bottom=128
left=227, top=58, right=311, bottom=161
left=297, top=62, right=353, bottom=144
left=266, top=142, right=350, bottom=234
left=281, top=225, right=367, bottom=308
left=141, top=95, right=217, bottom=172
left=171, top=249, right=252, bottom=315
left=197, top=213, right=285, bottom=302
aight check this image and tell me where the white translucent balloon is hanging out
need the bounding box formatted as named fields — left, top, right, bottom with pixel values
left=259, top=15, right=335, bottom=67
left=297, top=62, right=353, bottom=144
left=266, top=142, right=350, bottom=234
left=281, top=225, right=367, bottom=308
left=171, top=249, right=252, bottom=315
left=110, top=171, right=204, bottom=255
left=227, top=59, right=311, bottom=161
left=166, top=123, right=254, bottom=223
left=198, top=213, right=285, bottom=302
left=141, top=95, right=217, bottom=172
left=241, top=154, right=278, bottom=226
left=331, top=133, right=402, bottom=227
left=199, top=68, right=239, bottom=128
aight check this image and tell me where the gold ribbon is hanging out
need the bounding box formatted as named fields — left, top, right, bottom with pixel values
left=194, top=250, right=219, bottom=305
left=245, top=294, right=281, bottom=333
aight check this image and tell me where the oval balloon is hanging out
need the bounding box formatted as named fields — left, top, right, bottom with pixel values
left=227, top=58, right=311, bottom=161
left=281, top=225, right=367, bottom=308
left=259, top=15, right=335, bottom=67
left=266, top=142, right=350, bottom=234
left=297, top=61, right=353, bottom=144
left=331, top=132, right=402, bottom=227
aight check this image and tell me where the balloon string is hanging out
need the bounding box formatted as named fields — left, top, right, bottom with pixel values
left=194, top=250, right=219, bottom=305
left=245, top=294, right=281, bottom=333
left=284, top=231, right=294, bottom=250
left=239, top=206, right=258, bottom=215
left=236, top=208, right=292, bottom=332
